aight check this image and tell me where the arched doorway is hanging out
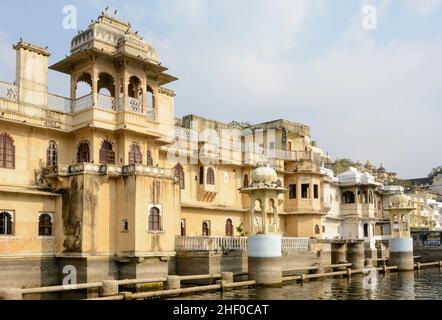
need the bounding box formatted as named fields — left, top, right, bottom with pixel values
left=225, top=219, right=233, bottom=237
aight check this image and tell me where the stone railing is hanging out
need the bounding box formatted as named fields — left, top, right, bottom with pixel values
left=47, top=93, right=72, bottom=113
left=122, top=164, right=173, bottom=178
left=297, top=151, right=312, bottom=161
left=0, top=81, right=18, bottom=103
left=147, top=107, right=155, bottom=121
left=74, top=94, right=93, bottom=112
left=273, top=149, right=297, bottom=161
left=97, top=94, right=116, bottom=111
left=43, top=163, right=173, bottom=179
left=175, top=236, right=248, bottom=252
left=175, top=127, right=193, bottom=142
left=175, top=236, right=310, bottom=252
left=281, top=237, right=310, bottom=251
left=128, top=97, right=143, bottom=114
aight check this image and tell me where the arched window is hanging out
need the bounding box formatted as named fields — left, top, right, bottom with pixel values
left=128, top=76, right=142, bottom=99
left=146, top=85, right=155, bottom=109
left=174, top=163, right=185, bottom=190
left=76, top=73, right=92, bottom=98
left=149, top=207, right=161, bottom=231
left=225, top=219, right=234, bottom=237
left=181, top=219, right=186, bottom=236
left=315, top=224, right=320, bottom=235
left=363, top=223, right=369, bottom=237
left=99, top=140, right=115, bottom=164
left=369, top=191, right=373, bottom=204
left=0, top=211, right=12, bottom=235
left=199, top=166, right=204, bottom=185
left=243, top=174, right=249, bottom=188
left=38, top=214, right=53, bottom=236
left=129, top=143, right=142, bottom=165
left=77, top=141, right=90, bottom=163
left=207, top=168, right=215, bottom=185
left=342, top=191, right=355, bottom=204
left=146, top=149, right=153, bottom=166
left=47, top=141, right=57, bottom=166
left=0, top=133, right=15, bottom=169
left=202, top=221, right=210, bottom=236
left=97, top=72, right=115, bottom=97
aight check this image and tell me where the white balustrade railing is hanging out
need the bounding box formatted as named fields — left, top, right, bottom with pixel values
left=0, top=81, right=18, bottom=102
left=147, top=107, right=155, bottom=121
left=97, top=94, right=116, bottom=111
left=281, top=237, right=310, bottom=251
left=175, top=127, right=192, bottom=142
left=175, top=236, right=248, bottom=252
left=175, top=236, right=310, bottom=252
left=74, top=94, right=93, bottom=112
left=47, top=93, right=72, bottom=113
left=128, top=97, right=143, bottom=114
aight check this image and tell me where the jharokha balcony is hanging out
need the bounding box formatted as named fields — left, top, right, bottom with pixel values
left=0, top=80, right=168, bottom=140
left=42, top=163, right=174, bottom=180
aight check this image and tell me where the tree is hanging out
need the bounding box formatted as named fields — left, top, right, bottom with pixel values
left=236, top=223, right=247, bottom=237
left=428, top=166, right=442, bottom=179
left=327, top=158, right=357, bottom=175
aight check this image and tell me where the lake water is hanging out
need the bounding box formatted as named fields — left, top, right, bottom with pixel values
left=172, top=268, right=442, bottom=300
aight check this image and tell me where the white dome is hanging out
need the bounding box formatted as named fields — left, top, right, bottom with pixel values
left=337, top=167, right=376, bottom=186
left=251, top=163, right=278, bottom=185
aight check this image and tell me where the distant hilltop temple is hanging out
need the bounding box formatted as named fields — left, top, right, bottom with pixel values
left=355, top=160, right=398, bottom=185
left=0, top=11, right=441, bottom=289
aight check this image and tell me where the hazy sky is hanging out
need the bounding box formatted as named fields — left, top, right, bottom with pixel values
left=0, top=0, right=441, bottom=178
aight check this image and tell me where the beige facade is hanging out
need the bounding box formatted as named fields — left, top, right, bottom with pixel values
left=0, top=13, right=329, bottom=287
left=0, top=14, right=181, bottom=286
left=2, top=12, right=440, bottom=289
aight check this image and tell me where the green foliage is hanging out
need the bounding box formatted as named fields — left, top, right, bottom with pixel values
left=327, top=158, right=357, bottom=175
left=428, top=166, right=442, bottom=178
left=236, top=223, right=247, bottom=237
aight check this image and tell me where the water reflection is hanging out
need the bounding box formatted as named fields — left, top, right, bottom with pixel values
left=171, top=269, right=442, bottom=300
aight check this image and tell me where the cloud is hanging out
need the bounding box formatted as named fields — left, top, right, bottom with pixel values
left=140, top=0, right=441, bottom=177
left=401, top=0, right=442, bottom=15
left=1, top=0, right=440, bottom=178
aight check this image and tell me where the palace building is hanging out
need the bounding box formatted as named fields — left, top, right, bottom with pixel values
left=0, top=12, right=441, bottom=289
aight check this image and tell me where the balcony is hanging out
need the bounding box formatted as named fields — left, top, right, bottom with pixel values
left=0, top=81, right=18, bottom=103
left=362, top=203, right=376, bottom=218
left=126, top=97, right=156, bottom=121
left=273, top=150, right=297, bottom=161
left=97, top=94, right=116, bottom=111
left=43, top=163, right=173, bottom=179
left=341, top=203, right=363, bottom=217
left=0, top=81, right=162, bottom=136
left=73, top=94, right=93, bottom=112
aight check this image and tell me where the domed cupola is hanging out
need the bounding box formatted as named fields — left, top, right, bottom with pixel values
left=251, top=162, right=278, bottom=186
